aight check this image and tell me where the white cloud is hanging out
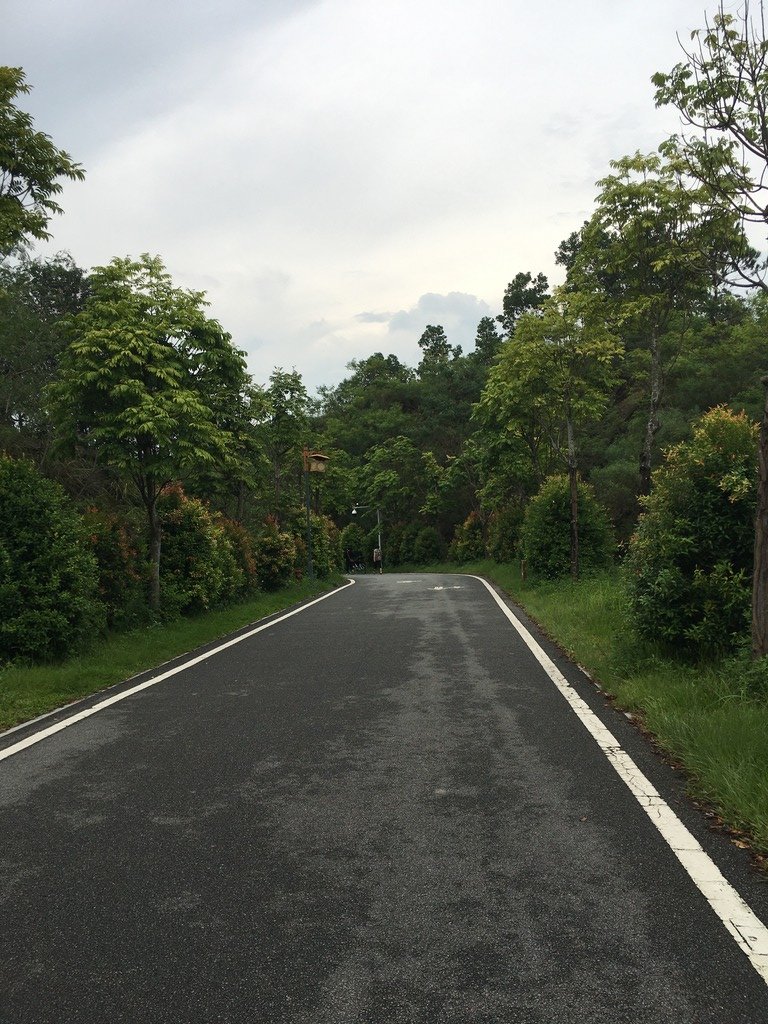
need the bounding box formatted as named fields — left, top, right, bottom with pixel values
left=8, top=0, right=721, bottom=390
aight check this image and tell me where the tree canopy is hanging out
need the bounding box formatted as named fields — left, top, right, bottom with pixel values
left=0, top=67, right=84, bottom=256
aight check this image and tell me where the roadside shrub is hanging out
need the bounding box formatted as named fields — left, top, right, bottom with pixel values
left=158, top=486, right=244, bottom=616
left=306, top=513, right=342, bottom=579
left=448, top=511, right=486, bottom=563
left=520, top=474, right=614, bottom=579
left=395, top=523, right=420, bottom=566
left=0, top=455, right=104, bottom=661
left=487, top=503, right=524, bottom=563
left=254, top=517, right=296, bottom=590
left=413, top=525, right=442, bottom=565
left=83, top=508, right=147, bottom=629
left=625, top=406, right=756, bottom=656
left=219, top=516, right=259, bottom=597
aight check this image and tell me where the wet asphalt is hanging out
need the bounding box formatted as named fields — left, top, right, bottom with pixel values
left=2, top=573, right=768, bottom=1023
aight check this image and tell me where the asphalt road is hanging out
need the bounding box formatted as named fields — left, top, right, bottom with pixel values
left=2, top=573, right=768, bottom=1023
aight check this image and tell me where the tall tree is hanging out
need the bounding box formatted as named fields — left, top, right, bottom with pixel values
left=0, top=67, right=84, bottom=256
left=260, top=368, right=310, bottom=522
left=0, top=252, right=87, bottom=447
left=479, top=289, right=620, bottom=577
left=574, top=150, right=751, bottom=496
left=653, top=0, right=768, bottom=291
left=48, top=254, right=248, bottom=609
left=496, top=271, right=549, bottom=337
left=471, top=315, right=502, bottom=365
left=417, top=324, right=459, bottom=368
left=653, top=0, right=768, bottom=655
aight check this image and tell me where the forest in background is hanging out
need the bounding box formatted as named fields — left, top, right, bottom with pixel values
left=2, top=1, right=768, bottom=668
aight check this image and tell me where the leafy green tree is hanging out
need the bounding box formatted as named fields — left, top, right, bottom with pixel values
left=653, top=1, right=768, bottom=655
left=479, top=288, right=621, bottom=576
left=625, top=407, right=757, bottom=655
left=354, top=435, right=433, bottom=523
left=496, top=271, right=549, bottom=336
left=521, top=475, right=614, bottom=580
left=653, top=1, right=768, bottom=290
left=471, top=315, right=503, bottom=365
left=575, top=150, right=752, bottom=496
left=259, top=368, right=310, bottom=521
left=0, top=67, right=85, bottom=255
left=0, top=454, right=104, bottom=661
left=418, top=324, right=460, bottom=368
left=0, top=253, right=88, bottom=450
left=48, top=254, right=248, bottom=610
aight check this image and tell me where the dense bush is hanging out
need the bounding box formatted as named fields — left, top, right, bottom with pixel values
left=254, top=517, right=297, bottom=590
left=413, top=525, right=443, bottom=565
left=0, top=455, right=104, bottom=661
left=448, top=511, right=485, bottom=563
left=219, top=516, right=258, bottom=597
left=520, top=474, right=614, bottom=579
left=158, top=486, right=245, bottom=616
left=83, top=508, right=147, bottom=629
left=625, top=407, right=756, bottom=655
left=393, top=522, right=420, bottom=566
left=306, top=513, right=342, bottom=578
left=487, top=503, right=524, bottom=563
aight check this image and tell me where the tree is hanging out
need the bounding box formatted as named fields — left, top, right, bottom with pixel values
left=653, top=1, right=768, bottom=291
left=625, top=407, right=756, bottom=655
left=496, top=271, right=549, bottom=336
left=575, top=151, right=751, bottom=496
left=417, top=324, right=459, bottom=367
left=653, top=2, right=768, bottom=655
left=259, top=368, right=310, bottom=521
left=479, top=288, right=621, bottom=577
left=0, top=454, right=104, bottom=661
left=48, top=254, right=248, bottom=610
left=471, top=315, right=502, bottom=365
left=0, top=253, right=88, bottom=450
left=0, top=67, right=84, bottom=255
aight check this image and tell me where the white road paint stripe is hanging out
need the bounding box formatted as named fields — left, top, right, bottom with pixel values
left=0, top=580, right=356, bottom=764
left=470, top=574, right=768, bottom=987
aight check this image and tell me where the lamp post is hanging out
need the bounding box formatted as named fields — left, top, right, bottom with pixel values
left=351, top=503, right=382, bottom=573
left=304, top=449, right=329, bottom=579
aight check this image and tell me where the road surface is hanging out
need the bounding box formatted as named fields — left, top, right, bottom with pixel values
left=2, top=573, right=768, bottom=1023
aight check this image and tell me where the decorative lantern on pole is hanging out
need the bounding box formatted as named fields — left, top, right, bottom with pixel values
left=303, top=449, right=329, bottom=579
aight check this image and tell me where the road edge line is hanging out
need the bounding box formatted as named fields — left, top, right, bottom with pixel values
left=467, top=573, right=768, bottom=987
left=0, top=578, right=356, bottom=764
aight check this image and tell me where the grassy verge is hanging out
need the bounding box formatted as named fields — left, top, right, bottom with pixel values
left=0, top=577, right=344, bottom=732
left=418, top=560, right=768, bottom=853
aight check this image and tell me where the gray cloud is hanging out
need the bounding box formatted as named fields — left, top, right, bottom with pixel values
left=8, top=0, right=712, bottom=390
left=355, top=311, right=392, bottom=324
left=389, top=293, right=493, bottom=349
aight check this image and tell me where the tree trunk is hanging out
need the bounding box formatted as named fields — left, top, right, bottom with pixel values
left=567, top=416, right=579, bottom=580
left=148, top=497, right=162, bottom=612
left=751, top=376, right=768, bottom=658
left=639, top=330, right=662, bottom=497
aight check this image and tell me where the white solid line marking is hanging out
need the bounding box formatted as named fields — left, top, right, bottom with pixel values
left=0, top=580, right=356, bottom=764
left=469, top=574, right=768, bottom=987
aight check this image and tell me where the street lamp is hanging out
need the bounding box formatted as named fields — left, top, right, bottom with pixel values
left=304, top=449, right=329, bottom=579
left=351, top=503, right=382, bottom=573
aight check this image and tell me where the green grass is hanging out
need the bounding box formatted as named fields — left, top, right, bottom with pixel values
left=0, top=577, right=343, bottom=732
left=419, top=559, right=768, bottom=853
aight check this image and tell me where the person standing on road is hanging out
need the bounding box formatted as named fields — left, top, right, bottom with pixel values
left=373, top=546, right=382, bottom=574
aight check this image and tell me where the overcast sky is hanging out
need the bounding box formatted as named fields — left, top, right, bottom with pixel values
left=7, top=0, right=722, bottom=390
